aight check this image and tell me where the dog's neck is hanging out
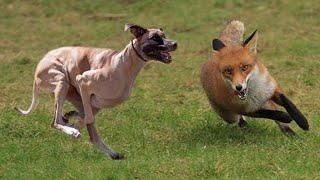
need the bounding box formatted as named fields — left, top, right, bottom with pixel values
left=112, top=39, right=147, bottom=81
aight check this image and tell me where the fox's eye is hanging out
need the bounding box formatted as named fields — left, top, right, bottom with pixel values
left=224, top=68, right=233, bottom=75
left=242, top=64, right=248, bottom=71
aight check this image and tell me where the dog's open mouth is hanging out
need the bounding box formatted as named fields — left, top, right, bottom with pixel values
left=159, top=51, right=172, bottom=63
left=142, top=44, right=176, bottom=64
left=145, top=50, right=173, bottom=64
left=237, top=88, right=248, bottom=100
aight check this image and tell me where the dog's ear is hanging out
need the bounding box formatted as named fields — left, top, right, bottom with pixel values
left=124, top=23, right=148, bottom=38
left=243, top=29, right=258, bottom=54
left=212, top=39, right=226, bottom=52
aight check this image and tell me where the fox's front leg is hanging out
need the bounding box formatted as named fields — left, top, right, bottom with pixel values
left=272, top=89, right=309, bottom=131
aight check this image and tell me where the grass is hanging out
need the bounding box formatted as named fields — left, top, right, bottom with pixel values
left=0, top=0, right=320, bottom=179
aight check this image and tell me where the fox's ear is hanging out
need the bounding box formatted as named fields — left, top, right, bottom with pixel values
left=243, top=29, right=258, bottom=54
left=212, top=39, right=226, bottom=52
left=124, top=23, right=148, bottom=38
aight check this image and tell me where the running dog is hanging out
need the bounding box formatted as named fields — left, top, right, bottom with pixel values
left=16, top=24, right=178, bottom=160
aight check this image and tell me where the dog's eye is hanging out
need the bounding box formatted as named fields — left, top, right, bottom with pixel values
left=152, top=35, right=160, bottom=41
left=151, top=35, right=163, bottom=44
left=241, top=64, right=249, bottom=71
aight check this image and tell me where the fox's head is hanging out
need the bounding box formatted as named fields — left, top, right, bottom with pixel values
left=212, top=30, right=258, bottom=100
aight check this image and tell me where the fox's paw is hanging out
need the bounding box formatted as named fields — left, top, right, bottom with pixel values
left=238, top=117, right=248, bottom=128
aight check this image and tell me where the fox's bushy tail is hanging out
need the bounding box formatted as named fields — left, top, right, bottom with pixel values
left=15, top=80, right=39, bottom=115
left=219, top=20, right=245, bottom=46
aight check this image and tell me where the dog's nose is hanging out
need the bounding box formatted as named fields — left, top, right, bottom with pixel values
left=236, top=85, right=243, bottom=91
left=172, top=42, right=178, bottom=49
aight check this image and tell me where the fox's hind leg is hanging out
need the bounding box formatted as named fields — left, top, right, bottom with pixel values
left=244, top=101, right=295, bottom=135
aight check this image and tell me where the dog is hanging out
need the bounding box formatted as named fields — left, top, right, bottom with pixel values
left=16, top=24, right=178, bottom=160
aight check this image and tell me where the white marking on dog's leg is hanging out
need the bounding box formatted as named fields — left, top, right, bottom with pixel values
left=51, top=79, right=82, bottom=137
left=54, top=124, right=81, bottom=138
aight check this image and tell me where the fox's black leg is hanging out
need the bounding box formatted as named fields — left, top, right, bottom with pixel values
left=245, top=109, right=293, bottom=123
left=272, top=93, right=309, bottom=131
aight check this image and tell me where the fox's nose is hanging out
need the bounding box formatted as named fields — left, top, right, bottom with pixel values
left=236, top=85, right=243, bottom=91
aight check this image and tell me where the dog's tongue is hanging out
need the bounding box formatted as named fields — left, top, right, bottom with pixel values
left=161, top=52, right=171, bottom=60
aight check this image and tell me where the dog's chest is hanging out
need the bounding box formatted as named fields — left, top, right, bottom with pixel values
left=90, top=81, right=133, bottom=109
left=91, top=95, right=127, bottom=108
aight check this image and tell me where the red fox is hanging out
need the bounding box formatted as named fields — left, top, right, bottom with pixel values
left=201, top=20, right=309, bottom=134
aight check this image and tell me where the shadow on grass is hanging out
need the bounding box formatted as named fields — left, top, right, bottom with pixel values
left=176, top=117, right=286, bottom=147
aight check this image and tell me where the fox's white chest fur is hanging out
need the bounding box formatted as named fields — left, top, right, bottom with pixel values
left=233, top=64, right=276, bottom=112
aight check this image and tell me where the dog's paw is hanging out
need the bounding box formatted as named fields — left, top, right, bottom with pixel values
left=62, top=126, right=81, bottom=138
left=111, top=152, right=124, bottom=160
left=72, top=131, right=81, bottom=138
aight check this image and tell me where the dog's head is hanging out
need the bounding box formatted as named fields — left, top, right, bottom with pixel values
left=125, top=23, right=178, bottom=64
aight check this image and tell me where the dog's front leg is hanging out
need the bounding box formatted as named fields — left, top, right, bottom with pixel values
left=76, top=73, right=95, bottom=129
left=87, top=123, right=123, bottom=160
left=76, top=70, right=123, bottom=159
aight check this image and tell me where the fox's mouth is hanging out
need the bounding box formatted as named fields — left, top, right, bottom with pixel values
left=237, top=88, right=248, bottom=100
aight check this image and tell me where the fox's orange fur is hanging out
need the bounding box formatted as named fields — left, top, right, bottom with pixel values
left=202, top=46, right=277, bottom=114
left=201, top=20, right=309, bottom=133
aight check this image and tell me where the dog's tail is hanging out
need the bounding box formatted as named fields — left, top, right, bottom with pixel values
left=15, top=80, right=40, bottom=115
left=219, top=20, right=245, bottom=46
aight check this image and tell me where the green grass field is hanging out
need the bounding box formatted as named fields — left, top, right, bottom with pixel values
left=0, top=0, right=320, bottom=179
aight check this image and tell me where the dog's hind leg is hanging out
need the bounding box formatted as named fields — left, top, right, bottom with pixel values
left=87, top=123, right=123, bottom=160
left=51, top=80, right=81, bottom=138
left=63, top=86, right=85, bottom=124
